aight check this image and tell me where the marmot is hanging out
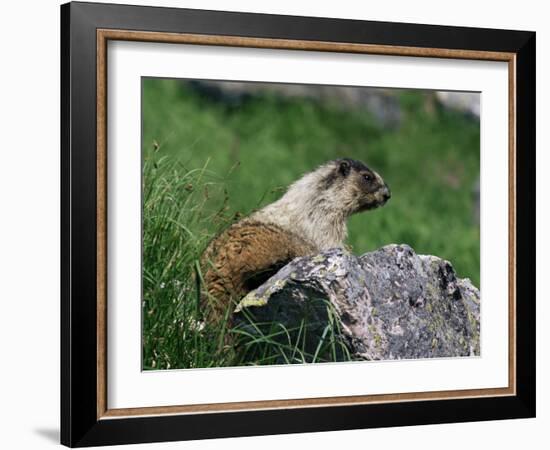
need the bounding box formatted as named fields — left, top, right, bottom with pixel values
left=199, top=158, right=391, bottom=324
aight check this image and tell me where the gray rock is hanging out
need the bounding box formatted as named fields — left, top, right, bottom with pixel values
left=234, top=245, right=480, bottom=362
left=436, top=92, right=480, bottom=118
left=185, top=80, right=402, bottom=128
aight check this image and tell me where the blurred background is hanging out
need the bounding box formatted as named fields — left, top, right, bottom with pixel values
left=142, top=78, right=480, bottom=286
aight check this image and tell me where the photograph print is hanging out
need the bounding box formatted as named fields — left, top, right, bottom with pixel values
left=141, top=77, right=481, bottom=370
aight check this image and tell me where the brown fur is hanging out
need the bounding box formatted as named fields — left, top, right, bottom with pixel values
left=200, top=220, right=316, bottom=324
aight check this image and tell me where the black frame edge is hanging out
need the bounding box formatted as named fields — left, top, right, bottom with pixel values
left=62, top=2, right=101, bottom=446
left=514, top=32, right=536, bottom=417
left=60, top=2, right=72, bottom=447
left=60, top=2, right=536, bottom=447
left=69, top=1, right=534, bottom=52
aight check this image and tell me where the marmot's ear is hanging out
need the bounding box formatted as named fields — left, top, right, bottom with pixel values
left=338, top=159, right=351, bottom=177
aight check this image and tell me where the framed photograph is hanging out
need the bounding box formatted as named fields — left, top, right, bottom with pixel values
left=61, top=1, right=536, bottom=447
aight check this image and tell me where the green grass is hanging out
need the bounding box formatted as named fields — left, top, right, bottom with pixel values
left=142, top=78, right=480, bottom=370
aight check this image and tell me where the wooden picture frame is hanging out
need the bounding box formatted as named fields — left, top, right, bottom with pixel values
left=61, top=1, right=535, bottom=447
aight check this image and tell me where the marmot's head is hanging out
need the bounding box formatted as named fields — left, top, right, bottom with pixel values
left=321, top=158, right=391, bottom=216
left=252, top=158, right=391, bottom=249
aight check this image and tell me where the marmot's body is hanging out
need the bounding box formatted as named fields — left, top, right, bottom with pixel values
left=200, top=158, right=391, bottom=324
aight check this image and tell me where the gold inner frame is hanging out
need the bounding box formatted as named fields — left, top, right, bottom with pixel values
left=96, top=29, right=517, bottom=420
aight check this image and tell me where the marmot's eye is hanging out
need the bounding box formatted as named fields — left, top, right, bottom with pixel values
left=363, top=174, right=372, bottom=183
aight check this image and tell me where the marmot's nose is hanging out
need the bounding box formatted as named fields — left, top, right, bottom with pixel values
left=382, top=185, right=391, bottom=201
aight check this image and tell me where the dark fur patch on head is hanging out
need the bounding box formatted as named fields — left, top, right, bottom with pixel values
left=322, top=158, right=375, bottom=190
left=339, top=158, right=370, bottom=173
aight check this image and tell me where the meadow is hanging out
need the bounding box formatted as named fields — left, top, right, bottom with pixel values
left=141, top=78, right=480, bottom=370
